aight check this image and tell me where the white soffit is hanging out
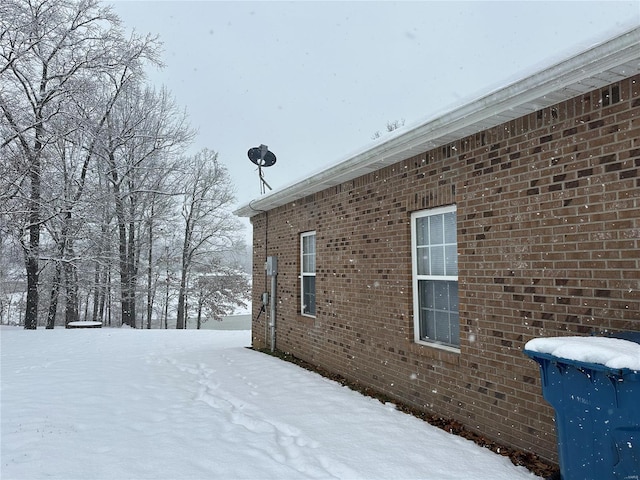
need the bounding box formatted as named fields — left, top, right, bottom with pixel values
left=235, top=27, right=640, bottom=218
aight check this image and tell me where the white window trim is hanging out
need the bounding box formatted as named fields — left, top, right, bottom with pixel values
left=301, top=230, right=316, bottom=318
left=411, top=205, right=460, bottom=353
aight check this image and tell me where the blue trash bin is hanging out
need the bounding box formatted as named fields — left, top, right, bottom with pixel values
left=524, top=333, right=640, bottom=480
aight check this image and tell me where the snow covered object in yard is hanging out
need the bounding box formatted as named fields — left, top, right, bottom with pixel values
left=66, top=321, right=102, bottom=329
left=524, top=334, right=640, bottom=480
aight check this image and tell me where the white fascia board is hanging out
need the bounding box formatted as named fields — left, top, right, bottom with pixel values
left=235, top=27, right=640, bottom=218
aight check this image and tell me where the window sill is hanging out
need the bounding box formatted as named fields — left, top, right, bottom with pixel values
left=415, top=339, right=460, bottom=354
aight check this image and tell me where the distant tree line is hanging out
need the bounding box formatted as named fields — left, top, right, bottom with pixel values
left=1, top=0, right=250, bottom=329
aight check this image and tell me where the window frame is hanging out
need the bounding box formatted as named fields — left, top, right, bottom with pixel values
left=411, top=205, right=460, bottom=352
left=300, top=230, right=316, bottom=317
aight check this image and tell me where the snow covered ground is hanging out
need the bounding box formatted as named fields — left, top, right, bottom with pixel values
left=1, top=327, right=541, bottom=479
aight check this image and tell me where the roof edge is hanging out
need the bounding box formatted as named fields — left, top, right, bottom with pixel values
left=235, top=27, right=640, bottom=218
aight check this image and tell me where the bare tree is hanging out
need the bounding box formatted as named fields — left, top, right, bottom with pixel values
left=98, top=84, right=193, bottom=328
left=1, top=1, right=249, bottom=330
left=0, top=0, right=161, bottom=328
left=175, top=149, right=242, bottom=329
left=193, top=264, right=250, bottom=329
left=140, top=175, right=181, bottom=329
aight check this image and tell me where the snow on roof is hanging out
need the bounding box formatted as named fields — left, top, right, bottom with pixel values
left=235, top=27, right=640, bottom=218
left=525, top=336, right=640, bottom=371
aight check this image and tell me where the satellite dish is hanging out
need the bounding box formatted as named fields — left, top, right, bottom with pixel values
left=248, top=145, right=277, bottom=167
left=248, top=144, right=276, bottom=194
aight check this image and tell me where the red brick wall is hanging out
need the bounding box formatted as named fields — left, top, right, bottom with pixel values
left=249, top=75, right=640, bottom=462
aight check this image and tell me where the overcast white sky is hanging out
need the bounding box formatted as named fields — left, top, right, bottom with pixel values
left=110, top=0, right=639, bottom=239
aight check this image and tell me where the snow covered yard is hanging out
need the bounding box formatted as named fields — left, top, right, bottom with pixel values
left=1, top=327, right=541, bottom=479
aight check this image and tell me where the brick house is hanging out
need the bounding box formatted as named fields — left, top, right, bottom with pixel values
left=235, top=28, right=640, bottom=462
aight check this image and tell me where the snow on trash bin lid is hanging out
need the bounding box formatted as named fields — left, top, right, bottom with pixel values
left=524, top=336, right=640, bottom=371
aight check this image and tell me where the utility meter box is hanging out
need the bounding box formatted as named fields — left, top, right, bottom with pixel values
left=266, top=256, right=277, bottom=276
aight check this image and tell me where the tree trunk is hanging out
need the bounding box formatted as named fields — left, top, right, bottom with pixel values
left=164, top=278, right=169, bottom=329
left=95, top=208, right=111, bottom=324
left=46, top=261, right=61, bottom=329
left=106, top=268, right=112, bottom=327
left=24, top=249, right=39, bottom=329
left=91, top=262, right=100, bottom=322
left=64, top=260, right=79, bottom=325
left=176, top=209, right=192, bottom=329
left=24, top=148, right=41, bottom=330
left=176, top=271, right=186, bottom=329
left=146, top=202, right=154, bottom=329
left=196, top=291, right=203, bottom=330
left=64, top=237, right=79, bottom=325
left=111, top=158, right=135, bottom=328
left=117, top=220, right=133, bottom=327
left=97, top=268, right=106, bottom=324
left=128, top=196, right=138, bottom=328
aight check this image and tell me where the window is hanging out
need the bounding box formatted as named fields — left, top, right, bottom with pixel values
left=301, top=231, right=316, bottom=316
left=411, top=205, right=459, bottom=349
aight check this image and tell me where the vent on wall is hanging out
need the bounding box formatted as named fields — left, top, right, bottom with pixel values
left=442, top=144, right=454, bottom=159
left=601, top=84, right=621, bottom=106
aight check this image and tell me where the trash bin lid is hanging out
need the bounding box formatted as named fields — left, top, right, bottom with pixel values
left=609, top=331, right=640, bottom=345
left=524, top=335, right=640, bottom=372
